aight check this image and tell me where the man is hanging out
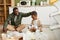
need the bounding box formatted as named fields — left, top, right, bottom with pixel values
left=3, top=7, right=33, bottom=32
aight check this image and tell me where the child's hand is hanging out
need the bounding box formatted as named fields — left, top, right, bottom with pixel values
left=39, top=27, right=42, bottom=32
left=30, top=27, right=36, bottom=32
left=40, top=29, right=42, bottom=32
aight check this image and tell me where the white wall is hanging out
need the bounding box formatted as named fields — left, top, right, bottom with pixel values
left=9, top=6, right=57, bottom=25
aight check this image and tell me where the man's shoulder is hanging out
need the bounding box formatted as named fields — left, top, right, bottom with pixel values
left=8, top=13, right=14, bottom=17
left=19, top=12, right=23, bottom=13
left=9, top=13, right=13, bottom=15
left=9, top=13, right=13, bottom=16
left=10, top=12, right=23, bottom=15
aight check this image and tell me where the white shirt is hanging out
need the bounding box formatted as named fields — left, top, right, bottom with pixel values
left=14, top=16, right=17, bottom=22
left=29, top=20, right=39, bottom=29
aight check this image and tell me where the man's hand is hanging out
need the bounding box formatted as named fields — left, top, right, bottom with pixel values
left=3, top=28, right=7, bottom=33
left=16, top=24, right=26, bottom=32
left=7, top=25, right=15, bottom=31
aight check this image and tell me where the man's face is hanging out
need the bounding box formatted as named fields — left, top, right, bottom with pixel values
left=14, top=9, right=19, bottom=15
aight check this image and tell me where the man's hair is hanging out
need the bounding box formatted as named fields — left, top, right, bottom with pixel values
left=13, top=7, right=18, bottom=11
left=31, top=11, right=37, bottom=16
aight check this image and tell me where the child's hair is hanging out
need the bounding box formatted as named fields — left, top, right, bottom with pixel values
left=31, top=11, right=37, bottom=16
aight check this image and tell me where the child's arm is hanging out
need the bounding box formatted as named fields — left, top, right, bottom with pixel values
left=37, top=20, right=42, bottom=32
left=39, top=27, right=42, bottom=32
left=31, top=20, right=34, bottom=25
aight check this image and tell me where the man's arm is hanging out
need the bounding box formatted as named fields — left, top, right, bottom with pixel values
left=3, top=15, right=11, bottom=32
left=21, top=12, right=32, bottom=17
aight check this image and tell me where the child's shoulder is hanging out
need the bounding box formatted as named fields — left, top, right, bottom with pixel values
left=37, top=19, right=41, bottom=23
left=37, top=18, right=40, bottom=21
left=32, top=18, right=40, bottom=21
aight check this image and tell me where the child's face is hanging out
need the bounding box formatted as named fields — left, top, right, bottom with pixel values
left=31, top=15, right=37, bottom=19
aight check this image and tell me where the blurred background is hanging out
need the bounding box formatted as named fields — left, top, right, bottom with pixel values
left=0, top=0, right=60, bottom=40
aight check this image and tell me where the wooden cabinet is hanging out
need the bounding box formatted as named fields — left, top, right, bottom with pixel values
left=0, top=0, right=4, bottom=24
left=0, top=0, right=15, bottom=24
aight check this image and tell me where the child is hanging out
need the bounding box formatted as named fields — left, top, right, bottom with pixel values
left=23, top=11, right=43, bottom=40
left=29, top=11, right=42, bottom=32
